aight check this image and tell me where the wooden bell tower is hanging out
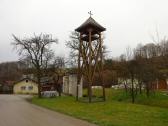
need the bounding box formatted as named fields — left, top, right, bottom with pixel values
left=75, top=12, right=106, bottom=102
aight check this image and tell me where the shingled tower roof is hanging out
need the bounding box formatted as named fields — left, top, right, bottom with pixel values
left=75, top=17, right=106, bottom=33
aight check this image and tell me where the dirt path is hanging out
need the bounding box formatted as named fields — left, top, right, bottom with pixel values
left=0, top=95, right=97, bottom=126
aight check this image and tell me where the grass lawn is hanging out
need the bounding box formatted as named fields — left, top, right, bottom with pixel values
left=32, top=89, right=168, bottom=126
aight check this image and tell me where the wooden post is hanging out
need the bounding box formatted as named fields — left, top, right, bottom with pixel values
left=99, top=33, right=106, bottom=101
left=76, top=33, right=82, bottom=101
left=88, top=29, right=92, bottom=103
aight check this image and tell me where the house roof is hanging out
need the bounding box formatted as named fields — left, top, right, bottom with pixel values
left=14, top=75, right=63, bottom=86
left=75, top=17, right=106, bottom=33
left=14, top=77, right=37, bottom=85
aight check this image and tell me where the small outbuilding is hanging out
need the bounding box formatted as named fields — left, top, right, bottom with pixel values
left=63, top=74, right=83, bottom=97
left=13, top=77, right=38, bottom=94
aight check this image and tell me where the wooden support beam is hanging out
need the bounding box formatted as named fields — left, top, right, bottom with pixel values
left=88, top=29, right=92, bottom=103
left=76, top=33, right=82, bottom=101
left=99, top=33, right=106, bottom=101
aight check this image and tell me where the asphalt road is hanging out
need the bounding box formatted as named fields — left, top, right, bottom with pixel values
left=0, top=95, right=97, bottom=126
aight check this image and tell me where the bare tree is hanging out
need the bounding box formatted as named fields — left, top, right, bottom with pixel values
left=65, top=31, right=80, bottom=67
left=50, top=56, right=65, bottom=96
left=12, top=34, right=58, bottom=98
left=125, top=46, right=133, bottom=61
left=124, top=47, right=138, bottom=103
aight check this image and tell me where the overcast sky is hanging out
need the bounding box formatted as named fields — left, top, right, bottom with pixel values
left=0, top=0, right=168, bottom=62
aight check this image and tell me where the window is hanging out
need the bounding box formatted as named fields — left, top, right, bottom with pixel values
left=28, top=86, right=33, bottom=90
left=21, top=86, right=26, bottom=90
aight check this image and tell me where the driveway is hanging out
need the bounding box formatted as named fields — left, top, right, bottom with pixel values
left=0, top=95, right=97, bottom=126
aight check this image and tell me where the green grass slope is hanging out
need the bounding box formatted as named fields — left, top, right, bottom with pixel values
left=32, top=89, right=168, bottom=126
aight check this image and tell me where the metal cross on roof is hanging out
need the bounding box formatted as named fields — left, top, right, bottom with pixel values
left=88, top=11, right=93, bottom=17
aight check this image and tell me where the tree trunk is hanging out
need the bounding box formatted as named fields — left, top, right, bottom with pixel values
left=146, top=82, right=150, bottom=97
left=37, top=75, right=41, bottom=98
left=124, top=80, right=127, bottom=93
left=37, top=66, right=41, bottom=98
left=135, top=85, right=138, bottom=96
left=138, top=80, right=142, bottom=94
left=88, top=81, right=92, bottom=103
left=131, top=75, right=135, bottom=103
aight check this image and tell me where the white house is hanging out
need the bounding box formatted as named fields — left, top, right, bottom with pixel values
left=13, top=78, right=38, bottom=94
